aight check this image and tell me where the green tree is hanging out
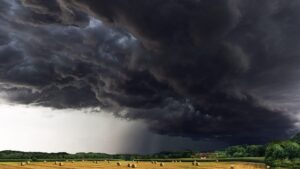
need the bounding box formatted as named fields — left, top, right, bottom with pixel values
left=265, top=143, right=286, bottom=166
left=225, top=145, right=246, bottom=157
left=281, top=141, right=300, bottom=159
left=245, top=145, right=265, bottom=157
left=265, top=143, right=286, bottom=160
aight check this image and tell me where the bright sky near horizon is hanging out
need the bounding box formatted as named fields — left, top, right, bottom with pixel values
left=0, top=103, right=141, bottom=154
left=0, top=103, right=224, bottom=154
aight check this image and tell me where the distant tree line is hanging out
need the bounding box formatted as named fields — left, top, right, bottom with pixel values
left=220, top=145, right=266, bottom=157
left=0, top=151, right=111, bottom=160
left=0, top=150, right=195, bottom=161
left=264, top=133, right=300, bottom=167
left=1, top=132, right=299, bottom=168
left=216, top=133, right=300, bottom=167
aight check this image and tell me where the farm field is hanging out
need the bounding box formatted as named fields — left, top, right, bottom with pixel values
left=0, top=161, right=267, bottom=169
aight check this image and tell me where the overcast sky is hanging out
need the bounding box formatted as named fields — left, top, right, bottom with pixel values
left=0, top=0, right=300, bottom=154
left=0, top=101, right=225, bottom=154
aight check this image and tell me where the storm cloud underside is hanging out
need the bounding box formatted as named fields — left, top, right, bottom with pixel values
left=0, top=0, right=300, bottom=146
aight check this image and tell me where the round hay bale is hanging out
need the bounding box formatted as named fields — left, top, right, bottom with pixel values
left=154, top=161, right=157, bottom=164
left=131, top=163, right=137, bottom=168
left=55, top=161, right=58, bottom=165
left=128, top=163, right=131, bottom=167
left=160, top=162, right=164, bottom=167
left=196, top=162, right=200, bottom=166
left=117, top=162, right=121, bottom=166
left=230, top=165, right=234, bottom=169
left=59, top=162, right=64, bottom=166
left=266, top=166, right=270, bottom=169
left=20, top=162, right=26, bottom=166
left=44, top=160, right=47, bottom=163
left=26, top=161, right=30, bottom=164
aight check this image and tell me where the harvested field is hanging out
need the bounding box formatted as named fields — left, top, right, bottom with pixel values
left=0, top=161, right=267, bottom=169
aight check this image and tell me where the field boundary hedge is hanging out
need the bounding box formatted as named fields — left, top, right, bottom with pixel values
left=135, top=157, right=265, bottom=163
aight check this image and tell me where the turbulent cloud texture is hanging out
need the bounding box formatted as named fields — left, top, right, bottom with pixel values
left=0, top=0, right=300, bottom=145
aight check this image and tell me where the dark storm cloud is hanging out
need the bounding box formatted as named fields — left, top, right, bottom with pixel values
left=0, top=0, right=299, bottom=145
left=20, top=0, right=90, bottom=26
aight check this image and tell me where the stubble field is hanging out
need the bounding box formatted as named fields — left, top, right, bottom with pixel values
left=0, top=161, right=267, bottom=169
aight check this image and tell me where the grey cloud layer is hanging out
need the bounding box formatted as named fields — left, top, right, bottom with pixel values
left=0, top=0, right=299, bottom=145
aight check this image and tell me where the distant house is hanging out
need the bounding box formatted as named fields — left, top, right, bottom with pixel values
left=193, top=152, right=209, bottom=159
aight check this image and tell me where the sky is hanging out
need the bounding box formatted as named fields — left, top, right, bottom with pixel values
left=0, top=101, right=226, bottom=154
left=0, top=0, right=300, bottom=154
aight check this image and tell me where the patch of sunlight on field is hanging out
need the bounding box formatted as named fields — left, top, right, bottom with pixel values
left=0, top=161, right=267, bottom=169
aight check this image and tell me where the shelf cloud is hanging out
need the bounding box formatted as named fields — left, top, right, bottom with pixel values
left=0, top=0, right=299, bottom=146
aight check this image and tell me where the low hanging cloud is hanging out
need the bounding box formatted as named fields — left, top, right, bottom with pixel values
left=0, top=0, right=299, bottom=145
